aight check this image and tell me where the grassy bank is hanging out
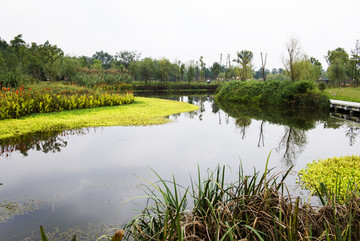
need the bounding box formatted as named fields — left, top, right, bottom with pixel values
left=216, top=80, right=330, bottom=109
left=325, top=87, right=360, bottom=102
left=0, top=97, right=199, bottom=140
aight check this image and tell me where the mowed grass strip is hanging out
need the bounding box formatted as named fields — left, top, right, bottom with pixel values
left=0, top=97, right=199, bottom=140
left=325, top=87, right=360, bottom=102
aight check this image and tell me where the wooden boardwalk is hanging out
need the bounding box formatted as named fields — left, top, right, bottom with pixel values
left=330, top=99, right=360, bottom=114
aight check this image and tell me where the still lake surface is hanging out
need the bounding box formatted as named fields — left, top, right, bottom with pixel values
left=1, top=94, right=360, bottom=240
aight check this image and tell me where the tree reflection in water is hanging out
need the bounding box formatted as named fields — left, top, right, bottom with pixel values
left=276, top=127, right=307, bottom=166
left=235, top=117, right=251, bottom=140
left=345, top=126, right=360, bottom=146
left=217, top=100, right=329, bottom=166
left=0, top=128, right=96, bottom=158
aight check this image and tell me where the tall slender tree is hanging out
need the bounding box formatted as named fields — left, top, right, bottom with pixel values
left=282, top=38, right=302, bottom=81
left=233, top=50, right=253, bottom=81
left=260, top=52, right=267, bottom=81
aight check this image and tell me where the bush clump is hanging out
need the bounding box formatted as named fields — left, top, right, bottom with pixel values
left=299, top=155, right=360, bottom=202
left=215, top=80, right=330, bottom=109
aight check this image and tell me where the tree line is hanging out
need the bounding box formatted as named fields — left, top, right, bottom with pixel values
left=0, top=34, right=359, bottom=87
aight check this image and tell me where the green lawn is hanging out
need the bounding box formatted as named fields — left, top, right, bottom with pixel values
left=0, top=97, right=198, bottom=140
left=325, top=87, right=360, bottom=102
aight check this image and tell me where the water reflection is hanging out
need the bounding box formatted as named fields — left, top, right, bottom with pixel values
left=346, top=126, right=360, bottom=146
left=2, top=95, right=360, bottom=163
left=277, top=127, right=307, bottom=166
left=0, top=128, right=97, bottom=158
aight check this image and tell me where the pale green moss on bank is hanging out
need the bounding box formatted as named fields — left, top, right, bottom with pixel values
left=0, top=97, right=199, bottom=140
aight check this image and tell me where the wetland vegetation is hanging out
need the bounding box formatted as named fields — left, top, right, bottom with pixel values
left=0, top=34, right=360, bottom=240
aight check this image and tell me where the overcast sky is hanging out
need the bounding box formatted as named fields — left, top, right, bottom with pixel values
left=1, top=0, right=359, bottom=70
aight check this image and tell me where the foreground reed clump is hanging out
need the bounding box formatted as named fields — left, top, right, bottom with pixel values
left=124, top=155, right=360, bottom=240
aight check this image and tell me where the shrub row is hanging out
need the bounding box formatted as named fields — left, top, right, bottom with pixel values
left=72, top=71, right=132, bottom=87
left=132, top=81, right=219, bottom=92
left=0, top=86, right=134, bottom=120
left=215, top=80, right=330, bottom=109
left=93, top=83, right=133, bottom=93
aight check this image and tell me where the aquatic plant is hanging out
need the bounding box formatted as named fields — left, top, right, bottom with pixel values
left=298, top=155, right=360, bottom=202
left=0, top=97, right=199, bottom=140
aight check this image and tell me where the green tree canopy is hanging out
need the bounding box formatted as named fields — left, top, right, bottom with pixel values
left=233, top=50, right=253, bottom=81
left=186, top=62, right=196, bottom=83
left=115, top=50, right=140, bottom=68
left=92, top=50, right=113, bottom=69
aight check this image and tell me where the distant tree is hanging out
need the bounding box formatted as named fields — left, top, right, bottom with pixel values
left=326, top=48, right=349, bottom=66
left=79, top=56, right=92, bottom=68
left=173, top=60, right=181, bottom=82
left=92, top=50, right=113, bottom=69
left=91, top=59, right=103, bottom=70
left=60, top=56, right=81, bottom=81
left=282, top=38, right=302, bottom=81
left=326, top=48, right=349, bottom=86
left=139, top=57, right=155, bottom=84
left=295, top=56, right=321, bottom=81
left=199, top=56, right=206, bottom=82
left=271, top=68, right=278, bottom=74
left=204, top=68, right=212, bottom=79
left=350, top=40, right=360, bottom=87
left=310, top=57, right=322, bottom=69
left=180, top=63, right=186, bottom=81
left=328, top=58, right=346, bottom=86
left=157, top=58, right=172, bottom=82
left=115, top=50, right=141, bottom=68
left=253, top=68, right=270, bottom=80
left=266, top=72, right=291, bottom=81
left=211, top=62, right=221, bottom=80
left=194, top=61, right=200, bottom=81
left=9, top=34, right=27, bottom=67
left=260, top=52, right=267, bottom=81
left=233, top=50, right=253, bottom=81
left=26, top=42, right=44, bottom=80
left=186, top=62, right=196, bottom=83
left=225, top=66, right=236, bottom=80
left=39, top=40, right=64, bottom=80
left=0, top=38, right=9, bottom=50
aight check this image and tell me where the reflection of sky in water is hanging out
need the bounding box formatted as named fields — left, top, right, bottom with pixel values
left=1, top=96, right=360, bottom=240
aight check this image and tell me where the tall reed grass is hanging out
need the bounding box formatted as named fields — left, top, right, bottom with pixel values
left=123, top=155, right=360, bottom=240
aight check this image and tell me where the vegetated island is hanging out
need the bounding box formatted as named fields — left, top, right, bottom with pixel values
left=215, top=80, right=330, bottom=109
left=0, top=97, right=199, bottom=141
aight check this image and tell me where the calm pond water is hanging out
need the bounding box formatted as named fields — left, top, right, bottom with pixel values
left=1, top=94, right=360, bottom=240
